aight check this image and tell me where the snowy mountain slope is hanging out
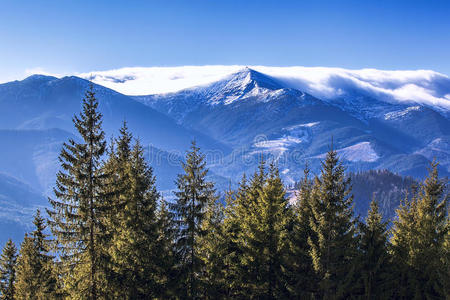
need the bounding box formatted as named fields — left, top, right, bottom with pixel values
left=134, top=68, right=304, bottom=123
left=135, top=69, right=358, bottom=145
left=135, top=68, right=450, bottom=181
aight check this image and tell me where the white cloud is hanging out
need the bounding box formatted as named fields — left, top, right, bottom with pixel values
left=16, top=65, right=450, bottom=110
left=253, top=66, right=450, bottom=109
left=78, top=65, right=243, bottom=95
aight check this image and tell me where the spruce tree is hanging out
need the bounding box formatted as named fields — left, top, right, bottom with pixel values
left=15, top=234, right=39, bottom=299
left=100, top=121, right=133, bottom=297
left=307, top=148, right=357, bottom=299
left=0, top=239, right=17, bottom=300
left=389, top=194, right=416, bottom=299
left=238, top=162, right=291, bottom=298
left=107, top=133, right=161, bottom=299
left=171, top=141, right=216, bottom=299
left=221, top=176, right=250, bottom=298
left=287, top=166, right=317, bottom=298
left=357, top=199, right=392, bottom=299
left=47, top=85, right=109, bottom=299
left=15, top=210, right=59, bottom=299
left=155, top=198, right=177, bottom=298
left=391, top=162, right=449, bottom=299
left=198, top=196, right=226, bottom=298
left=228, top=161, right=267, bottom=298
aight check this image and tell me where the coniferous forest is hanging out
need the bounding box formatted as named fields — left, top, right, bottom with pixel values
left=0, top=88, right=448, bottom=300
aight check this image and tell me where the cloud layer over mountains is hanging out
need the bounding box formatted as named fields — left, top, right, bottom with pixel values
left=79, top=66, right=450, bottom=110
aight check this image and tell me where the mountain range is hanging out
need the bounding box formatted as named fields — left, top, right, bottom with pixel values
left=0, top=66, right=449, bottom=244
left=135, top=68, right=450, bottom=182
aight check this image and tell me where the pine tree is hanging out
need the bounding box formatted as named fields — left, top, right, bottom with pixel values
left=15, top=210, right=59, bottom=299
left=221, top=176, right=250, bottom=298
left=389, top=193, right=416, bottom=299
left=226, top=161, right=267, bottom=298
left=171, top=141, right=216, bottom=299
left=47, top=85, right=109, bottom=299
left=100, top=121, right=133, bottom=296
left=15, top=234, right=38, bottom=299
left=155, top=198, right=177, bottom=298
left=198, top=196, right=226, bottom=298
left=0, top=239, right=17, bottom=300
left=238, top=162, right=291, bottom=298
left=287, top=166, right=317, bottom=298
left=107, top=132, right=161, bottom=299
left=391, top=162, right=449, bottom=299
left=357, top=199, right=392, bottom=299
left=307, top=148, right=357, bottom=299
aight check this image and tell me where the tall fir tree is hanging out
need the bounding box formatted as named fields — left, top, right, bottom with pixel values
left=356, top=199, right=392, bottom=299
left=47, top=84, right=109, bottom=299
left=0, top=239, right=17, bottom=300
left=237, top=161, right=291, bottom=299
left=389, top=193, right=416, bottom=299
left=221, top=175, right=250, bottom=298
left=307, top=148, right=358, bottom=299
left=155, top=198, right=177, bottom=298
left=287, top=166, right=317, bottom=298
left=106, top=128, right=161, bottom=299
left=228, top=161, right=267, bottom=298
left=198, top=196, right=226, bottom=299
left=100, top=121, right=133, bottom=297
left=255, top=162, right=291, bottom=298
left=171, top=141, right=216, bottom=299
left=15, top=210, right=59, bottom=299
left=15, top=234, right=39, bottom=299
left=391, top=162, right=449, bottom=299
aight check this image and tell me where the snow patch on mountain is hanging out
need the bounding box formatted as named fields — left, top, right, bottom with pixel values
left=287, top=122, right=319, bottom=129
left=315, top=142, right=379, bottom=162
left=384, top=106, right=421, bottom=120
left=254, top=136, right=302, bottom=153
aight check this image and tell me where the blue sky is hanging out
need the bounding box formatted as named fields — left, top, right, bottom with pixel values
left=1, top=0, right=449, bottom=82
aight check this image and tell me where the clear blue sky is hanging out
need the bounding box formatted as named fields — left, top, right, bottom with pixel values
left=1, top=0, right=449, bottom=81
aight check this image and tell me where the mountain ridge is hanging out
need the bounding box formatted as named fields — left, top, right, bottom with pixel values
left=134, top=67, right=450, bottom=182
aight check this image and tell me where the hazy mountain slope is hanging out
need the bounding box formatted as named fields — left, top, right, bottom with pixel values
left=0, top=75, right=229, bottom=155
left=0, top=173, right=46, bottom=245
left=0, top=128, right=75, bottom=194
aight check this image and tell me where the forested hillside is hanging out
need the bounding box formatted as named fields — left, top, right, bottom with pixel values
left=349, top=170, right=418, bottom=220
left=0, top=87, right=448, bottom=299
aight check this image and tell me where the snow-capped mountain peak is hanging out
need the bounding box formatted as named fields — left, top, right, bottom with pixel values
left=204, top=67, right=286, bottom=105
